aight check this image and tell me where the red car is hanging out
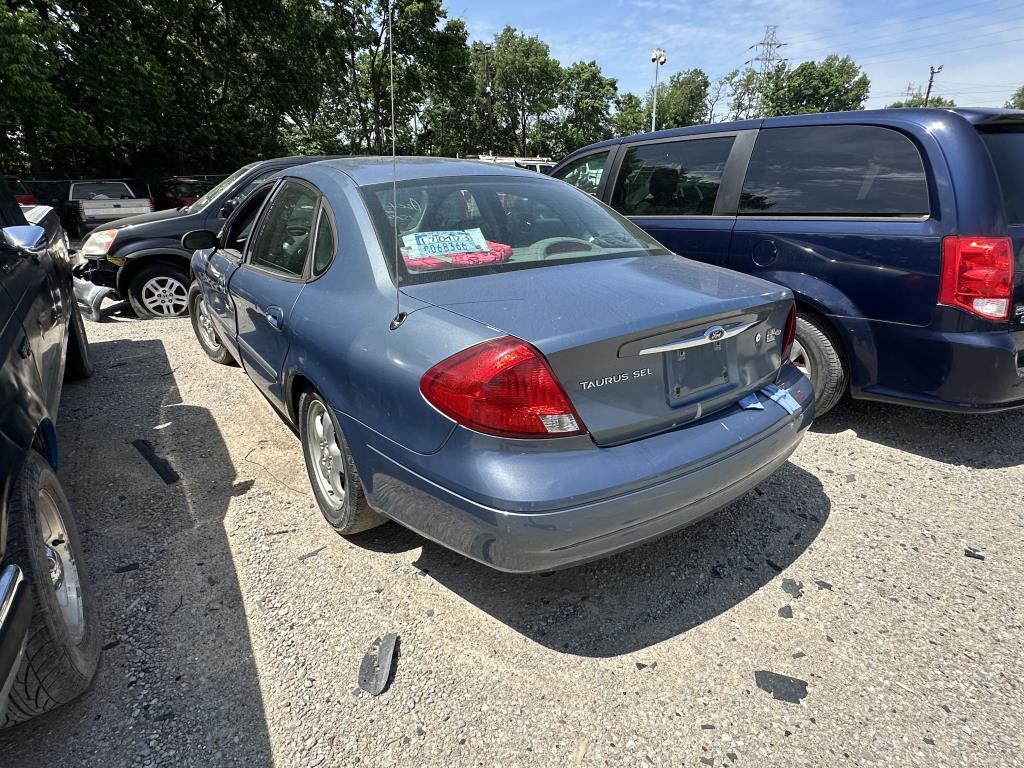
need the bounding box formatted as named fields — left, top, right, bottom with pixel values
left=153, top=177, right=213, bottom=210
left=2, top=176, right=39, bottom=206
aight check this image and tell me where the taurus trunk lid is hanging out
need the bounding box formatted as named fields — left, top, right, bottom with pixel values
left=403, top=256, right=794, bottom=445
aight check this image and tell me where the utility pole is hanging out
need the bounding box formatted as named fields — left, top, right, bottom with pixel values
left=746, top=25, right=787, bottom=117
left=650, top=48, right=667, bottom=132
left=923, top=65, right=943, bottom=107
left=474, top=43, right=494, bottom=155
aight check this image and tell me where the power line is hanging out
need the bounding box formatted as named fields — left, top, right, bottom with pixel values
left=779, top=0, right=1019, bottom=48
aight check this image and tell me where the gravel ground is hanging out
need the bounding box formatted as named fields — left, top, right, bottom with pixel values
left=2, top=315, right=1022, bottom=767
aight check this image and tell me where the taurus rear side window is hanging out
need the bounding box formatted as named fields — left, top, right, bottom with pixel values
left=739, top=125, right=930, bottom=217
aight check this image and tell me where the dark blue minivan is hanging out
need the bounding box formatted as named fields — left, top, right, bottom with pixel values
left=553, top=108, right=1024, bottom=415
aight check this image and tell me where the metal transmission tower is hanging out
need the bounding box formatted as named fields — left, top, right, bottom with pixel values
left=745, top=25, right=787, bottom=117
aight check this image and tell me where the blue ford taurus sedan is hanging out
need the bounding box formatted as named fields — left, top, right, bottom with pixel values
left=184, top=158, right=814, bottom=572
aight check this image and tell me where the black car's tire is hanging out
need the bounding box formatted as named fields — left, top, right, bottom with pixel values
left=189, top=286, right=234, bottom=365
left=64, top=302, right=94, bottom=380
left=1, top=452, right=100, bottom=727
left=298, top=389, right=385, bottom=535
left=127, top=263, right=190, bottom=319
left=791, top=311, right=847, bottom=417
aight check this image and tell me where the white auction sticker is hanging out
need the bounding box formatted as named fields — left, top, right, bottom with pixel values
left=402, top=228, right=488, bottom=259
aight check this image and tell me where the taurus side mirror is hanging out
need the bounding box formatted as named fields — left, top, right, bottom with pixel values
left=181, top=229, right=219, bottom=251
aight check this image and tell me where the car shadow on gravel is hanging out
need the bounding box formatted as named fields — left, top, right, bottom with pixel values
left=0, top=339, right=272, bottom=767
left=812, top=397, right=1024, bottom=468
left=399, top=462, right=829, bottom=658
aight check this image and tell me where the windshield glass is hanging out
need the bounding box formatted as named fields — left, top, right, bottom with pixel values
left=187, top=163, right=257, bottom=214
left=71, top=182, right=134, bottom=199
left=362, top=176, right=670, bottom=285
left=980, top=128, right=1024, bottom=225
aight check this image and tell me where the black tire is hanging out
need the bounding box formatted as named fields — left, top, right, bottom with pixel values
left=189, top=285, right=234, bottom=365
left=298, top=389, right=385, bottom=535
left=1, top=452, right=100, bottom=727
left=791, top=311, right=847, bottom=417
left=127, top=262, right=190, bottom=319
left=64, top=302, right=94, bottom=380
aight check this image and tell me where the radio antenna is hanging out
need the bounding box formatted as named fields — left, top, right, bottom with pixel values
left=388, top=0, right=406, bottom=331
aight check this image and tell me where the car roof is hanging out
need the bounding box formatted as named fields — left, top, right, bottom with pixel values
left=560, top=107, right=1024, bottom=163
left=306, top=156, right=539, bottom=186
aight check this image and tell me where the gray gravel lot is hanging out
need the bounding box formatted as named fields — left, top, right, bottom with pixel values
left=2, top=315, right=1022, bottom=767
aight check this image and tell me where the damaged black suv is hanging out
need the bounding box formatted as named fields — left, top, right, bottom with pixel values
left=0, top=180, right=99, bottom=725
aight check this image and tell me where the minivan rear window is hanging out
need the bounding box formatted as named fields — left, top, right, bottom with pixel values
left=739, top=125, right=930, bottom=217
left=979, top=128, right=1024, bottom=225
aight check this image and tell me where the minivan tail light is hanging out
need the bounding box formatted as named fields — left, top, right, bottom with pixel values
left=939, top=236, right=1013, bottom=321
left=781, top=303, right=796, bottom=361
left=420, top=337, right=586, bottom=438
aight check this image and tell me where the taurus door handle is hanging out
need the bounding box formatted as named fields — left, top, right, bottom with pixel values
left=264, top=306, right=284, bottom=330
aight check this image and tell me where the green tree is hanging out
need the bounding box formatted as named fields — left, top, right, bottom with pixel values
left=885, top=91, right=955, bottom=109
left=723, top=68, right=761, bottom=121
left=491, top=26, right=562, bottom=156
left=552, top=60, right=617, bottom=155
left=763, top=55, right=870, bottom=116
left=611, top=93, right=646, bottom=136
left=0, top=6, right=97, bottom=176
left=650, top=68, right=710, bottom=129
left=1006, top=85, right=1024, bottom=109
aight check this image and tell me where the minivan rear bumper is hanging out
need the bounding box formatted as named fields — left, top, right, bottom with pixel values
left=861, top=320, right=1024, bottom=411
left=348, top=364, right=814, bottom=572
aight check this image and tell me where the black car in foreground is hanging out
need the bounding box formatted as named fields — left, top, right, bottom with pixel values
left=0, top=182, right=99, bottom=726
left=74, top=155, right=338, bottom=319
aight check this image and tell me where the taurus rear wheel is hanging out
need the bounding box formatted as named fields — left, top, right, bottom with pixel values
left=299, top=390, right=385, bottom=535
left=128, top=263, right=190, bottom=319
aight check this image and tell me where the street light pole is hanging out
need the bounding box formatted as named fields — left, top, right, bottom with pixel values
left=650, top=48, right=666, bottom=133
left=474, top=43, right=494, bottom=156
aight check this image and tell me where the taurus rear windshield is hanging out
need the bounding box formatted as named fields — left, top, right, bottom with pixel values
left=362, top=176, right=670, bottom=285
left=980, top=127, right=1024, bottom=225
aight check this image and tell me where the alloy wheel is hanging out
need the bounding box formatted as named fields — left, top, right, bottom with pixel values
left=196, top=296, right=221, bottom=350
left=38, top=488, right=86, bottom=644
left=141, top=275, right=188, bottom=316
left=305, top=400, right=346, bottom=508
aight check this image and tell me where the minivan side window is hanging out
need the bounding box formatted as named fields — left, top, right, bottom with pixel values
left=739, top=126, right=930, bottom=217
left=553, top=152, right=609, bottom=196
left=610, top=137, right=734, bottom=217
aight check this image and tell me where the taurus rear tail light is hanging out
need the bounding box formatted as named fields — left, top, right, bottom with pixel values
left=420, top=337, right=586, bottom=438
left=939, top=236, right=1013, bottom=321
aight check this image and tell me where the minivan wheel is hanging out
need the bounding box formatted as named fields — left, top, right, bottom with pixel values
left=189, top=286, right=234, bottom=365
left=791, top=312, right=847, bottom=416
left=128, top=263, right=190, bottom=319
left=1, top=452, right=100, bottom=727
left=298, top=390, right=386, bottom=535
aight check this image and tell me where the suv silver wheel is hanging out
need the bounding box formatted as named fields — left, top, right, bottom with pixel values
left=141, top=275, right=188, bottom=316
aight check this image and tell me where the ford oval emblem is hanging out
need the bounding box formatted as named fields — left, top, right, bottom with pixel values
left=707, top=326, right=726, bottom=342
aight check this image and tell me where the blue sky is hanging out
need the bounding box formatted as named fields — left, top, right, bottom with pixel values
left=450, top=0, right=1023, bottom=111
